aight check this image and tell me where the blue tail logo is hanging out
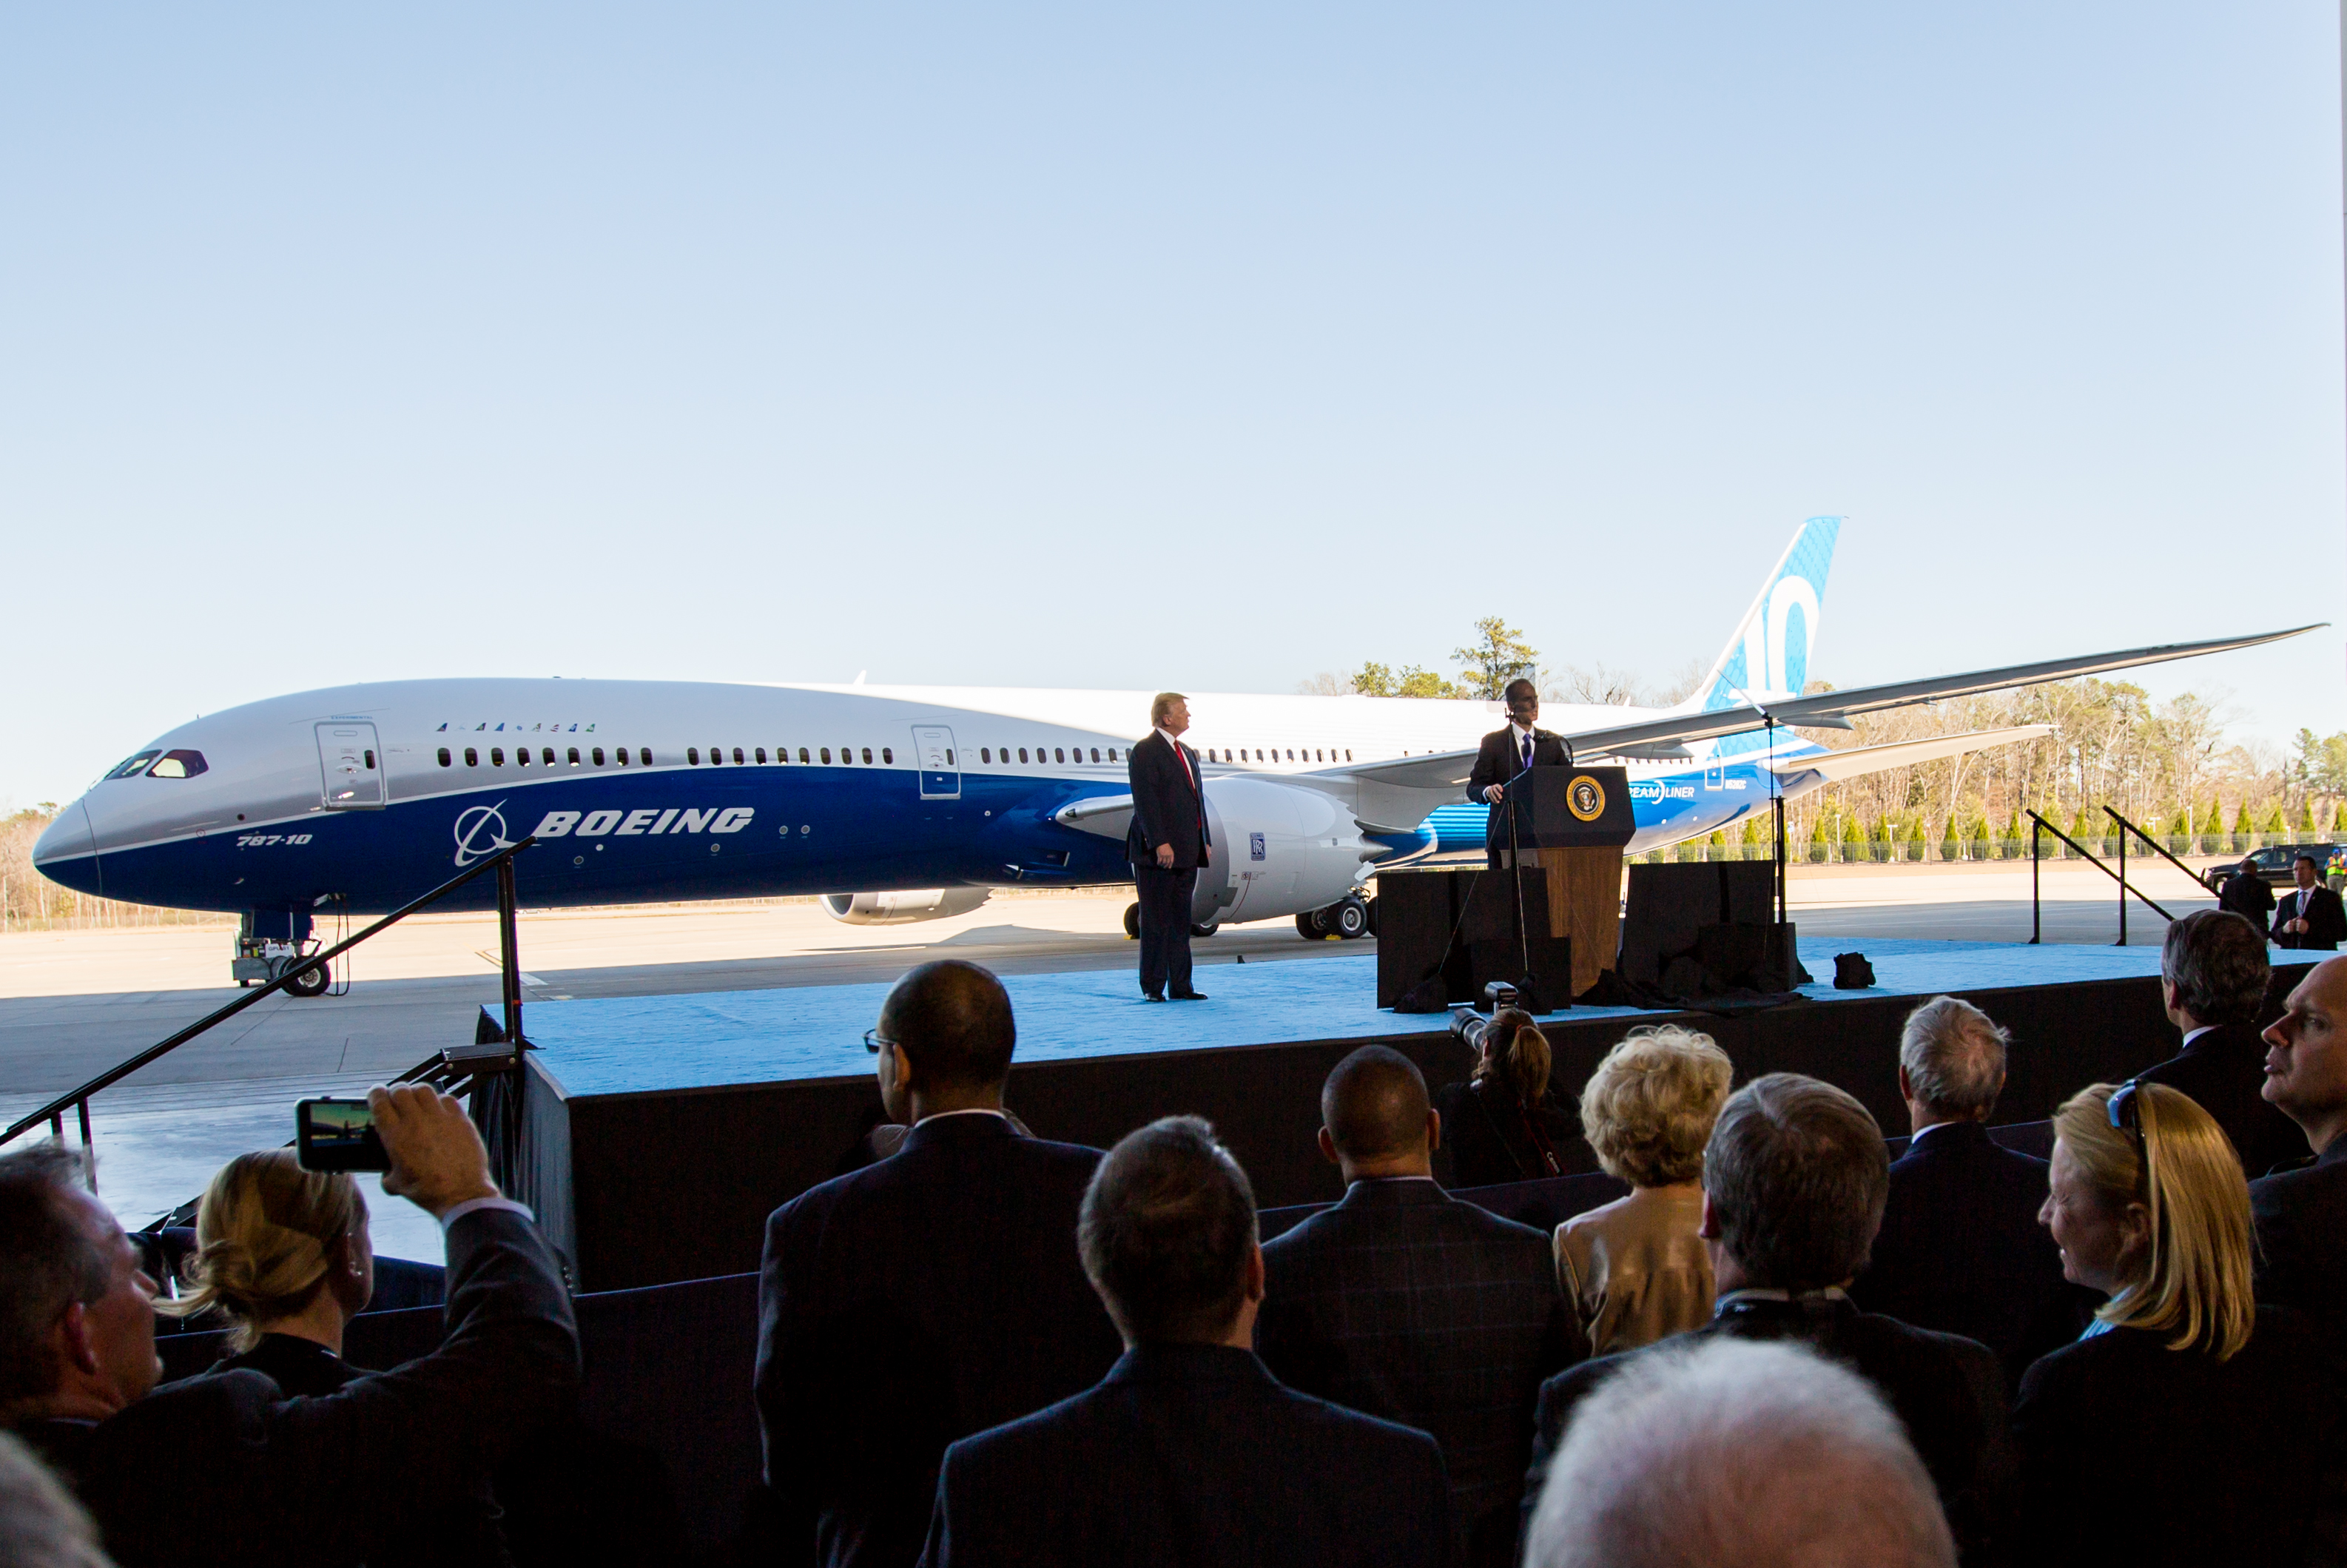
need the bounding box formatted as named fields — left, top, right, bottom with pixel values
left=1694, top=517, right=1840, bottom=710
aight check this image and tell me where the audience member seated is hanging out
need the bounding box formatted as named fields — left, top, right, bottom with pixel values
left=0, top=1086, right=578, bottom=1568
left=1555, top=1024, right=1731, bottom=1355
left=1522, top=1337, right=1956, bottom=1568
left=1851, top=996, right=2073, bottom=1384
left=1523, top=1073, right=2010, bottom=1561
left=757, top=960, right=1123, bottom=1568
left=2136, top=909, right=2301, bottom=1177
left=2012, top=1081, right=2343, bottom=1565
left=2218, top=855, right=2276, bottom=927
left=920, top=1116, right=1451, bottom=1567
left=1256, top=1046, right=1580, bottom=1567
left=155, top=1150, right=507, bottom=1567
left=1432, top=1009, right=1584, bottom=1185
left=0, top=1430, right=110, bottom=1568
left=2250, top=954, right=2347, bottom=1345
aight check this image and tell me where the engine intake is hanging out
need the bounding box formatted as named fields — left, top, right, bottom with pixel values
left=819, top=889, right=993, bottom=926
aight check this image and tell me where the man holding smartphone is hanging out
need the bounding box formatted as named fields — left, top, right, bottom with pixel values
left=0, top=1085, right=580, bottom=1568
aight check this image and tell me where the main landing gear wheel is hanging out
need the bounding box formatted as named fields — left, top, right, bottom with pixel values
left=1296, top=909, right=1333, bottom=940
left=1123, top=903, right=1142, bottom=941
left=281, top=960, right=331, bottom=998
left=1190, top=920, right=1219, bottom=938
left=1330, top=897, right=1371, bottom=940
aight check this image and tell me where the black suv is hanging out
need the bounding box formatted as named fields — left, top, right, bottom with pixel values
left=2214, top=844, right=2346, bottom=889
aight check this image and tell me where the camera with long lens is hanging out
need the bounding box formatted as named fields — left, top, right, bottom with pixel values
left=1448, top=980, right=1518, bottom=1049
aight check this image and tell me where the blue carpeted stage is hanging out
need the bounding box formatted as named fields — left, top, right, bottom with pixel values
left=502, top=940, right=2306, bottom=1291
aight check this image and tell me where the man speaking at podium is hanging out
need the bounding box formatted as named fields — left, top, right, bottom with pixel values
left=1467, top=678, right=1572, bottom=869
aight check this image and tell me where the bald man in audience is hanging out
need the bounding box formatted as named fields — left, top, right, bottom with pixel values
left=1521, top=1336, right=1956, bottom=1568
left=1255, top=1046, right=1584, bottom=1568
left=2251, top=955, right=2347, bottom=1346
left=756, top=960, right=1123, bottom=1568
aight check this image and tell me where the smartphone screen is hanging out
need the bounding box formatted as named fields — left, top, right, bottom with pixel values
left=296, top=1097, right=390, bottom=1173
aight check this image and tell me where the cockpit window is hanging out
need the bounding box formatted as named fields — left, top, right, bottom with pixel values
left=105, top=752, right=161, bottom=780
left=147, top=750, right=208, bottom=779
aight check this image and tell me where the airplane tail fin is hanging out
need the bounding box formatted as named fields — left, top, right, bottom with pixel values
left=1681, top=516, right=1841, bottom=712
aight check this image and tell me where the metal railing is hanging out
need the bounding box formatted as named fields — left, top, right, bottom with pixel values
left=1, top=838, right=540, bottom=1191
left=2025, top=810, right=2177, bottom=946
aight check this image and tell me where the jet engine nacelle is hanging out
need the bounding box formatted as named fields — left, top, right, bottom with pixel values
left=820, top=888, right=993, bottom=926
left=1195, top=776, right=1374, bottom=926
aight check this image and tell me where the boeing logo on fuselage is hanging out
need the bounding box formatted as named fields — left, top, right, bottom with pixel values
left=451, top=804, right=757, bottom=866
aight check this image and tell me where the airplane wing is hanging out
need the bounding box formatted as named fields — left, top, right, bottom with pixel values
left=1563, top=624, right=2322, bottom=758
left=1769, top=725, right=2054, bottom=783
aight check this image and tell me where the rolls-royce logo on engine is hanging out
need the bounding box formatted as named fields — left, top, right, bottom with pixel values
left=1567, top=775, right=1606, bottom=823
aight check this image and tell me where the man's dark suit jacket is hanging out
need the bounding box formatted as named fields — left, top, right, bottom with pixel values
left=1521, top=1295, right=2013, bottom=1561
left=2010, top=1309, right=2343, bottom=1568
left=2251, top=1134, right=2347, bottom=1347
left=756, top=1113, right=1123, bottom=1568
left=1255, top=1179, right=1583, bottom=1568
left=917, top=1343, right=1451, bottom=1568
left=2220, top=870, right=2277, bottom=926
left=15, top=1209, right=578, bottom=1568
left=2137, top=1021, right=2306, bottom=1180
left=1848, top=1120, right=2074, bottom=1388
left=1125, top=731, right=1210, bottom=869
left=1464, top=727, right=1571, bottom=862
left=2272, top=883, right=2347, bottom=950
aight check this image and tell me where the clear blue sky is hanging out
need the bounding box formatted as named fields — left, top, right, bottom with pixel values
left=4, top=3, right=2341, bottom=809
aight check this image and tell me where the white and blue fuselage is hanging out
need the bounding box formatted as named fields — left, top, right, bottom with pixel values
left=30, top=677, right=1827, bottom=929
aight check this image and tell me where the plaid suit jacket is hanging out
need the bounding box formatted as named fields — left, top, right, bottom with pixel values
left=1256, top=1179, right=1583, bottom=1568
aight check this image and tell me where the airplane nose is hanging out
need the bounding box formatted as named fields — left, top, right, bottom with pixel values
left=33, top=800, right=96, bottom=867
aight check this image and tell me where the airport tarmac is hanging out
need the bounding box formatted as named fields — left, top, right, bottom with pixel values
left=0, top=858, right=2227, bottom=1258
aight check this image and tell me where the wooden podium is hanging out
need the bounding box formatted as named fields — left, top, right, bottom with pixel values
left=1489, top=766, right=1636, bottom=997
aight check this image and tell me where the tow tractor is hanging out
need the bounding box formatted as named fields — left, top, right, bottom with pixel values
left=230, top=912, right=332, bottom=997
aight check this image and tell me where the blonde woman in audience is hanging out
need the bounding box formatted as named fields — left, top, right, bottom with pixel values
left=1555, top=1025, right=1733, bottom=1354
left=163, top=1151, right=510, bottom=1567
left=2012, top=1082, right=2345, bottom=1567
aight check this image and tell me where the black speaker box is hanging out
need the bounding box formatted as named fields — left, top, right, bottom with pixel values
left=1374, top=869, right=1476, bottom=1008
left=1620, top=861, right=1778, bottom=986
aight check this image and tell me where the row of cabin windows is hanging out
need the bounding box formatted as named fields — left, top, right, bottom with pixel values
left=969, top=746, right=1353, bottom=766
left=690, top=745, right=892, bottom=765
left=435, top=741, right=1358, bottom=771
left=440, top=745, right=653, bottom=769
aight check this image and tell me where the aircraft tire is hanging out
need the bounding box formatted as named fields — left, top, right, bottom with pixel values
left=1122, top=902, right=1141, bottom=941
left=1190, top=921, right=1219, bottom=938
left=1296, top=909, right=1332, bottom=940
left=282, top=961, right=331, bottom=998
left=1331, top=897, right=1370, bottom=940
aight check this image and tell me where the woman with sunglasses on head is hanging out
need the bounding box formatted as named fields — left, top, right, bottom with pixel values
left=161, top=1151, right=513, bottom=1567
left=2013, top=1081, right=2345, bottom=1566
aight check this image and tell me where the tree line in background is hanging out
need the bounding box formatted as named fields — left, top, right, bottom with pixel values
left=1304, top=620, right=2347, bottom=863
left=0, top=807, right=229, bottom=932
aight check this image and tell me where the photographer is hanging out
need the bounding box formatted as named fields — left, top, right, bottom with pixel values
left=1433, top=1010, right=1583, bottom=1188
left=0, top=1085, right=579, bottom=1568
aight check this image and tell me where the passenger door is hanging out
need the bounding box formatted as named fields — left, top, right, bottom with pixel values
left=912, top=726, right=960, bottom=799
left=316, top=721, right=385, bottom=809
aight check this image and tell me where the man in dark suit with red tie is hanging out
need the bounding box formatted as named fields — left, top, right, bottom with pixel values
left=2272, top=854, right=2347, bottom=951
left=1127, top=693, right=1211, bottom=1002
left=1464, top=679, right=1571, bottom=869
